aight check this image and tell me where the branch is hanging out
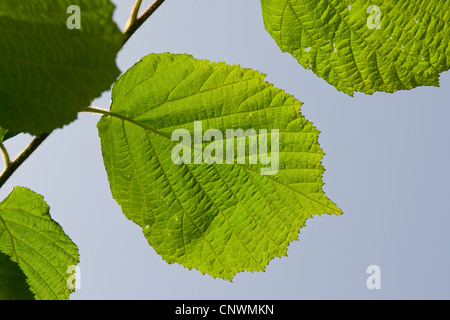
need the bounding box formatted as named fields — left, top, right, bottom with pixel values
left=0, top=134, right=49, bottom=189
left=124, top=0, right=143, bottom=33
left=123, top=0, right=166, bottom=44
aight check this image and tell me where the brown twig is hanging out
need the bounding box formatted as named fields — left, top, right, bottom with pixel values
left=123, top=0, right=166, bottom=44
left=0, top=134, right=49, bottom=189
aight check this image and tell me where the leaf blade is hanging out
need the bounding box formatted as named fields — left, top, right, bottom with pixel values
left=98, top=53, right=342, bottom=280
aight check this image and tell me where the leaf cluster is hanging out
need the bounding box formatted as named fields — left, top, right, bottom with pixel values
left=0, top=0, right=448, bottom=299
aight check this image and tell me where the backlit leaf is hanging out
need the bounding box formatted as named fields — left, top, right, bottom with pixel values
left=260, top=0, right=450, bottom=95
left=0, top=187, right=79, bottom=300
left=98, top=53, right=342, bottom=280
left=0, top=0, right=123, bottom=135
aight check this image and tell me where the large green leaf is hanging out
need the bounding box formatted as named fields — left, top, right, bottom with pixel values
left=260, top=0, right=450, bottom=95
left=0, top=187, right=79, bottom=300
left=98, top=53, right=342, bottom=280
left=0, top=0, right=123, bottom=135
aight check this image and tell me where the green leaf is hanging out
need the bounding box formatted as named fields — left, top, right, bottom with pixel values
left=0, top=187, right=80, bottom=300
left=0, top=0, right=123, bottom=135
left=1, top=131, right=18, bottom=142
left=98, top=53, right=342, bottom=280
left=260, top=0, right=450, bottom=95
left=0, top=252, right=34, bottom=300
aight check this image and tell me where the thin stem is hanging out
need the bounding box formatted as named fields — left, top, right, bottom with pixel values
left=123, top=0, right=166, bottom=44
left=124, top=0, right=143, bottom=33
left=0, top=141, right=11, bottom=170
left=0, top=134, right=49, bottom=189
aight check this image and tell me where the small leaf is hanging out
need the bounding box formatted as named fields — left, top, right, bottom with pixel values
left=260, top=0, right=450, bottom=95
left=98, top=53, right=342, bottom=280
left=0, top=187, right=80, bottom=300
left=0, top=0, right=123, bottom=135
